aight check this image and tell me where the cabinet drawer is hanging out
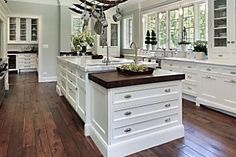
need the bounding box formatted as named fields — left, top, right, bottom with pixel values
left=113, top=85, right=178, bottom=104
left=210, top=53, right=231, bottom=60
left=67, top=81, right=77, bottom=102
left=112, top=114, right=179, bottom=142
left=183, top=63, right=197, bottom=71
left=200, top=65, right=220, bottom=74
left=61, top=77, right=67, bottom=91
left=67, top=64, right=77, bottom=75
left=113, top=100, right=179, bottom=127
left=183, top=83, right=197, bottom=96
left=67, top=72, right=76, bottom=86
left=77, top=69, right=86, bottom=81
left=184, top=71, right=198, bottom=84
left=60, top=69, right=67, bottom=79
left=221, top=67, right=236, bottom=76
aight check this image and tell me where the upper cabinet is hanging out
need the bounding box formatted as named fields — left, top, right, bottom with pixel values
left=208, top=0, right=236, bottom=61
left=8, top=17, right=38, bottom=44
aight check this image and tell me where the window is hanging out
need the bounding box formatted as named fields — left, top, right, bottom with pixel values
left=158, top=12, right=167, bottom=48
left=199, top=3, right=207, bottom=40
left=169, top=9, right=180, bottom=48
left=147, top=14, right=157, bottom=32
left=183, top=6, right=194, bottom=43
left=72, top=16, right=83, bottom=35
left=123, top=16, right=133, bottom=49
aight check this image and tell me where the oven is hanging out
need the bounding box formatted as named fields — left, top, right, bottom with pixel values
left=0, top=62, right=7, bottom=105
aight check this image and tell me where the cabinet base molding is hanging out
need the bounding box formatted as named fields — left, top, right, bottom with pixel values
left=196, top=98, right=236, bottom=117
left=90, top=125, right=184, bottom=157
left=39, top=76, right=57, bottom=82
left=56, top=85, right=63, bottom=96
left=183, top=93, right=196, bottom=104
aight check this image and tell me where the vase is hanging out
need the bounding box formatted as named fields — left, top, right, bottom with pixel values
left=180, top=44, right=187, bottom=52
left=146, top=44, right=150, bottom=51
left=152, top=45, right=157, bottom=51
left=195, top=52, right=206, bottom=60
left=81, top=46, right=87, bottom=53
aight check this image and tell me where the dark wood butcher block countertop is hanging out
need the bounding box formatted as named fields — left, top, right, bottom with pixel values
left=89, top=69, right=185, bottom=89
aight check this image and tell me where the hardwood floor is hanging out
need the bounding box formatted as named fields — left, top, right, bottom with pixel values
left=0, top=72, right=236, bottom=157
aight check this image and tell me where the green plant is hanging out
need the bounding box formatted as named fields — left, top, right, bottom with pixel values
left=151, top=30, right=157, bottom=45
left=193, top=40, right=208, bottom=56
left=145, top=30, right=151, bottom=45
left=72, top=31, right=95, bottom=51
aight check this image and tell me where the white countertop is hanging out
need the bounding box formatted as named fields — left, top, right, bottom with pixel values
left=57, top=56, right=158, bottom=72
left=162, top=57, right=236, bottom=67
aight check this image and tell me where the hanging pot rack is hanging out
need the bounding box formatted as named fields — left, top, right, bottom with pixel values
left=69, top=0, right=127, bottom=14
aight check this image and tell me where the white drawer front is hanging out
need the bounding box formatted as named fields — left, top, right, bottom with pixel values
left=184, top=71, right=198, bottom=84
left=200, top=65, right=220, bottom=74
left=112, top=114, right=179, bottom=142
left=60, top=69, right=67, bottom=79
left=183, top=63, right=197, bottom=71
left=67, top=64, right=77, bottom=75
left=113, top=85, right=178, bottom=104
left=221, top=67, right=236, bottom=77
left=67, top=72, right=76, bottom=86
left=183, top=83, right=197, bottom=96
left=67, top=81, right=77, bottom=102
left=61, top=77, right=67, bottom=91
left=77, top=69, right=86, bottom=81
left=113, top=100, right=178, bottom=123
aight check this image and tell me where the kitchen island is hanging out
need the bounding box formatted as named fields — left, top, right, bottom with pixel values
left=88, top=69, right=185, bottom=157
left=56, top=56, right=157, bottom=136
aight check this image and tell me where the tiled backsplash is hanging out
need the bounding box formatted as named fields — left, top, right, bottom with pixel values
left=8, top=44, right=38, bottom=52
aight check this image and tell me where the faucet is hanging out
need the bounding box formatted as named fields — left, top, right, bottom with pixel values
left=101, top=42, right=111, bottom=66
left=130, top=42, right=138, bottom=64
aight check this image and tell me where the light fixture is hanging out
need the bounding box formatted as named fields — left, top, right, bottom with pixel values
left=113, top=7, right=122, bottom=22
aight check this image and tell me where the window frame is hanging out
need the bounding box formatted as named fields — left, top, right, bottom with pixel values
left=122, top=15, right=133, bottom=49
left=169, top=8, right=181, bottom=49
left=182, top=4, right=195, bottom=43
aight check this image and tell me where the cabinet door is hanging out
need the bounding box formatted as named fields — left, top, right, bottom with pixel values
left=199, top=73, right=220, bottom=102
left=9, top=18, right=17, bottom=41
left=20, top=18, right=27, bottom=41
left=109, top=23, right=120, bottom=57
left=31, top=19, right=38, bottom=42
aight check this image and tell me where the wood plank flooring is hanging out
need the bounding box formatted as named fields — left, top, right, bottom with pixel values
left=0, top=72, right=235, bottom=157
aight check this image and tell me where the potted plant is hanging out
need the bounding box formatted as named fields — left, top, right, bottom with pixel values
left=151, top=30, right=157, bottom=51
left=145, top=30, right=151, bottom=51
left=72, top=31, right=95, bottom=55
left=193, top=40, right=208, bottom=60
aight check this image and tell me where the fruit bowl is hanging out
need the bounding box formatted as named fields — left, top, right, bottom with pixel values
left=117, top=64, right=154, bottom=75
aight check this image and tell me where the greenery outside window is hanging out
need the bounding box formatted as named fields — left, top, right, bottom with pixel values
left=147, top=14, right=157, bottom=32
left=183, top=6, right=194, bottom=43
left=158, top=12, right=167, bottom=48
left=72, top=16, right=83, bottom=35
left=169, top=9, right=180, bottom=49
left=199, top=3, right=207, bottom=40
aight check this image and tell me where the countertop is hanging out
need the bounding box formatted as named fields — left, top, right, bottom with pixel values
left=89, top=69, right=185, bottom=89
left=8, top=51, right=38, bottom=54
left=57, top=56, right=158, bottom=72
left=162, top=57, right=236, bottom=67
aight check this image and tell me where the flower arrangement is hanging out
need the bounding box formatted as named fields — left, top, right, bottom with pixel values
left=72, top=31, right=95, bottom=52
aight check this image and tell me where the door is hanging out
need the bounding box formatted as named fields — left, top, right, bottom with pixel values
left=9, top=17, right=17, bottom=42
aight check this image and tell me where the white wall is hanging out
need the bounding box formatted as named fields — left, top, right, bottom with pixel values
left=7, top=1, right=60, bottom=82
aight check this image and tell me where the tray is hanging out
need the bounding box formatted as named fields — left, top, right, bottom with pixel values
left=117, top=67, right=154, bottom=75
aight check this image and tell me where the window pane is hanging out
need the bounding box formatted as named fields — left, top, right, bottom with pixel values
left=199, top=3, right=207, bottom=40
left=169, top=9, right=180, bottom=48
left=183, top=6, right=194, bottom=43
left=72, top=17, right=83, bottom=34
left=123, top=17, right=133, bottom=49
left=147, top=14, right=156, bottom=32
left=159, top=12, right=167, bottom=48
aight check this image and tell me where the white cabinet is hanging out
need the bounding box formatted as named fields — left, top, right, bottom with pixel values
left=18, top=53, right=37, bottom=72
left=208, top=0, right=236, bottom=61
left=8, top=17, right=38, bottom=44
left=90, top=81, right=184, bottom=157
left=96, top=18, right=120, bottom=57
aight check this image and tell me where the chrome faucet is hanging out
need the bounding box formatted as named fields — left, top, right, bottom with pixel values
left=102, top=42, right=110, bottom=66
left=130, top=42, right=138, bottom=64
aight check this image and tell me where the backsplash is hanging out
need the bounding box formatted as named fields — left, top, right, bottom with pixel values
left=8, top=44, right=38, bottom=52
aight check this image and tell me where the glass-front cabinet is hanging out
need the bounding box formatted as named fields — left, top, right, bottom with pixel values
left=8, top=17, right=38, bottom=44
left=208, top=0, right=236, bottom=60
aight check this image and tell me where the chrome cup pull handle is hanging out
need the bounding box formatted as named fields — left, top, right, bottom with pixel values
left=165, top=89, right=171, bottom=93
left=124, top=95, right=132, bottom=99
left=124, top=111, right=132, bottom=116
left=124, top=128, right=132, bottom=133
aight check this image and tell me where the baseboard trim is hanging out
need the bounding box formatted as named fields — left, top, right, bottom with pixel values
left=39, top=76, right=57, bottom=82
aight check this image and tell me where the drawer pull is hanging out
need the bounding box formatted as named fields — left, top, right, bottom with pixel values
left=165, top=104, right=171, bottom=108
left=218, top=54, right=223, bottom=57
left=187, top=76, right=192, bottom=79
left=165, top=118, right=171, bottom=123
left=124, top=128, right=132, bottom=133
left=169, top=64, right=173, bottom=66
left=164, top=89, right=171, bottom=93
left=202, top=76, right=216, bottom=80
left=206, top=68, right=212, bottom=71
left=124, top=111, right=132, bottom=116
left=124, top=95, right=132, bottom=99
left=80, top=75, right=84, bottom=79
left=188, top=87, right=192, bottom=90
left=230, top=72, right=236, bottom=75
left=187, top=66, right=192, bottom=68
left=224, top=80, right=236, bottom=84
left=69, top=88, right=72, bottom=91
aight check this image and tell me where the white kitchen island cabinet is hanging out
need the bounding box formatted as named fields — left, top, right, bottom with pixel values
left=88, top=69, right=185, bottom=157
